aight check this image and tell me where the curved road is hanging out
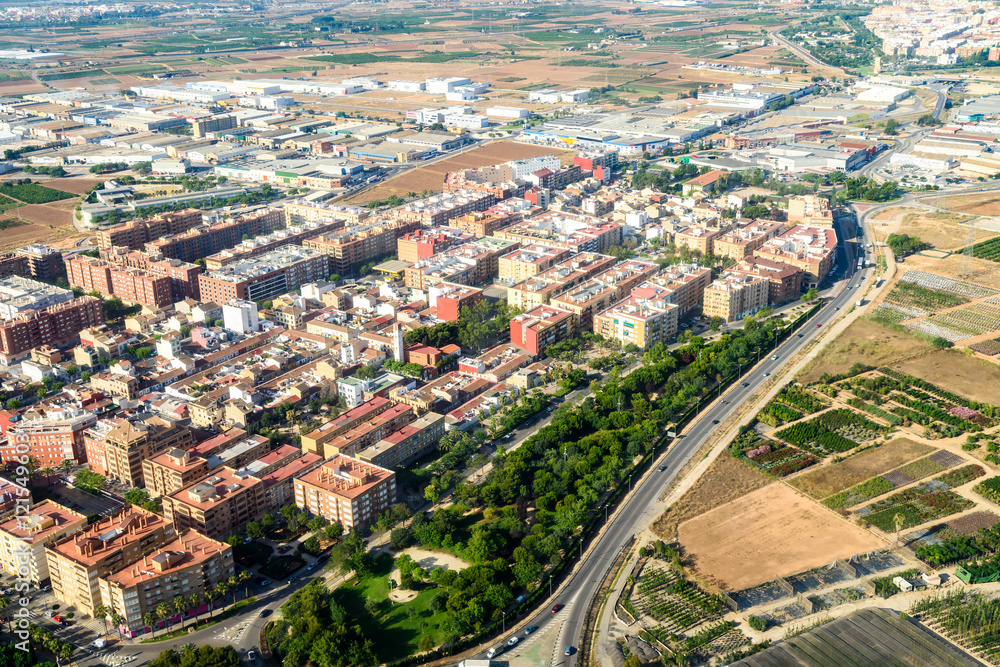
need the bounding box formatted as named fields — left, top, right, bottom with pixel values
left=482, top=212, right=871, bottom=663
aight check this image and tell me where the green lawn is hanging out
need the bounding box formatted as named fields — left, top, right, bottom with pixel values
left=334, top=554, right=449, bottom=662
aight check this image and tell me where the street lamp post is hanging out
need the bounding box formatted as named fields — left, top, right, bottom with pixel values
left=502, top=611, right=506, bottom=634
left=549, top=575, right=552, bottom=598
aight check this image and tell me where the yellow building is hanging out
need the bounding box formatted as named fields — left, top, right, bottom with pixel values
left=703, top=274, right=770, bottom=322
left=0, top=501, right=86, bottom=584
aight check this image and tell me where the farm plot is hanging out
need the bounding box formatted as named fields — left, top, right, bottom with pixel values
left=896, top=269, right=998, bottom=300
left=883, top=279, right=970, bottom=312
left=789, top=438, right=934, bottom=499
left=631, top=564, right=723, bottom=632
left=0, top=182, right=75, bottom=204
left=775, top=408, right=889, bottom=456
left=824, top=477, right=896, bottom=510
left=911, top=590, right=1000, bottom=663
left=860, top=483, right=973, bottom=532
left=678, top=483, right=888, bottom=591
left=756, top=383, right=826, bottom=427
left=905, top=302, right=1000, bottom=342
left=870, top=303, right=925, bottom=325
left=946, top=510, right=1000, bottom=537
left=891, top=350, right=1000, bottom=407
left=728, top=431, right=818, bottom=477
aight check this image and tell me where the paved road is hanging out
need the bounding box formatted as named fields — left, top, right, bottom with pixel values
left=480, top=212, right=871, bottom=663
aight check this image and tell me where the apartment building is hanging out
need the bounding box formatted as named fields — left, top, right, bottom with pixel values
left=449, top=209, right=521, bottom=237
left=84, top=413, right=193, bottom=488
left=703, top=274, right=770, bottom=322
left=143, top=448, right=210, bottom=498
left=98, top=248, right=203, bottom=302
left=89, top=371, right=139, bottom=401
left=0, top=253, right=29, bottom=280
left=392, top=190, right=496, bottom=227
left=283, top=200, right=369, bottom=226
left=68, top=256, right=173, bottom=309
left=644, top=264, right=713, bottom=318
left=754, top=226, right=837, bottom=288
left=403, top=237, right=519, bottom=290
left=97, top=210, right=203, bottom=250
left=197, top=245, right=329, bottom=304
left=162, top=467, right=265, bottom=540
left=430, top=282, right=483, bottom=322
left=674, top=226, right=720, bottom=256
left=98, top=529, right=233, bottom=636
left=293, top=455, right=396, bottom=531
left=203, top=219, right=346, bottom=270
left=15, top=245, right=65, bottom=282
left=301, top=219, right=421, bottom=274
left=494, top=212, right=623, bottom=255
left=357, top=412, right=445, bottom=469
left=712, top=222, right=784, bottom=261
left=45, top=508, right=175, bottom=617
left=592, top=259, right=661, bottom=297
left=0, top=500, right=86, bottom=584
left=301, top=398, right=393, bottom=455
left=0, top=295, right=103, bottom=364
left=726, top=256, right=804, bottom=305
left=318, top=403, right=413, bottom=460
left=550, top=279, right=622, bottom=332
left=396, top=227, right=474, bottom=264
left=506, top=253, right=617, bottom=311
left=510, top=305, right=575, bottom=356
left=594, top=284, right=681, bottom=350
left=498, top=245, right=572, bottom=284
left=0, top=408, right=97, bottom=467
left=144, top=208, right=285, bottom=264
left=787, top=195, right=834, bottom=228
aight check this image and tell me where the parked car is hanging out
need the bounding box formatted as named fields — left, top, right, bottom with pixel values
left=307, top=562, right=318, bottom=571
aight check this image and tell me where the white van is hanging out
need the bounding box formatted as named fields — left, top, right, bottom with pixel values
left=486, top=647, right=500, bottom=659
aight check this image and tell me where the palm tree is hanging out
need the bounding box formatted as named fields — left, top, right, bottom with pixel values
left=239, top=571, right=251, bottom=600
left=110, top=612, right=124, bottom=640
left=58, top=644, right=72, bottom=667
left=94, top=603, right=109, bottom=636
left=186, top=593, right=201, bottom=625
left=228, top=576, right=239, bottom=605
left=0, top=596, right=8, bottom=632
left=59, top=459, right=73, bottom=475
left=214, top=582, right=229, bottom=614
left=173, top=595, right=186, bottom=626
left=155, top=602, right=171, bottom=633
left=181, top=643, right=195, bottom=654
left=204, top=588, right=218, bottom=618
left=39, top=467, right=54, bottom=485
left=143, top=612, right=155, bottom=638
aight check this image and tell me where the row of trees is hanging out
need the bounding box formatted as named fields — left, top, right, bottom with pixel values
left=404, top=300, right=522, bottom=353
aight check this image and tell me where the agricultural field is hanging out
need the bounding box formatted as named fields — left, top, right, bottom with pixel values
left=678, top=483, right=888, bottom=591
left=797, top=317, right=934, bottom=384
left=774, top=408, right=890, bottom=456
left=892, top=350, right=1000, bottom=407
left=728, top=430, right=818, bottom=478
left=941, top=191, right=1000, bottom=216
left=0, top=182, right=76, bottom=204
left=628, top=563, right=723, bottom=632
left=904, top=300, right=1000, bottom=342
left=912, top=590, right=1000, bottom=662
left=754, top=383, right=826, bottom=428
left=789, top=438, right=935, bottom=500
left=651, top=453, right=772, bottom=541
left=861, top=481, right=974, bottom=533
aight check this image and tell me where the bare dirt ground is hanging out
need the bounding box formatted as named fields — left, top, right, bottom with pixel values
left=940, top=192, right=1000, bottom=216
left=892, top=349, right=1000, bottom=406
left=651, top=453, right=772, bottom=541
left=898, top=251, right=1000, bottom=291
left=0, top=221, right=83, bottom=253
left=796, top=317, right=935, bottom=384
left=789, top=438, right=936, bottom=500
left=678, top=483, right=888, bottom=591
left=43, top=178, right=105, bottom=195
left=894, top=210, right=995, bottom=251
left=343, top=141, right=575, bottom=203
left=389, top=548, right=469, bottom=596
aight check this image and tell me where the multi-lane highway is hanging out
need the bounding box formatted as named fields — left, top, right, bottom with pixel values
left=480, top=212, right=871, bottom=663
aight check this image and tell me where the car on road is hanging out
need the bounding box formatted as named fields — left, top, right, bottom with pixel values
left=247, top=651, right=256, bottom=662
left=243, top=537, right=252, bottom=544
left=525, top=626, right=538, bottom=635
left=565, top=646, right=573, bottom=656
left=257, top=579, right=272, bottom=586
left=658, top=465, right=667, bottom=472
left=551, top=604, right=563, bottom=613
left=763, top=372, right=771, bottom=377
left=260, top=610, right=272, bottom=618
left=92, top=640, right=107, bottom=649
left=712, top=419, right=720, bottom=424
left=486, top=647, right=500, bottom=659
left=52, top=616, right=63, bottom=625
left=816, top=324, right=821, bottom=328
left=771, top=355, right=779, bottom=360
left=741, top=382, right=750, bottom=388
left=507, top=636, right=519, bottom=647
left=307, top=562, right=318, bottom=571
left=797, top=333, right=803, bottom=338
left=48, top=611, right=57, bottom=617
